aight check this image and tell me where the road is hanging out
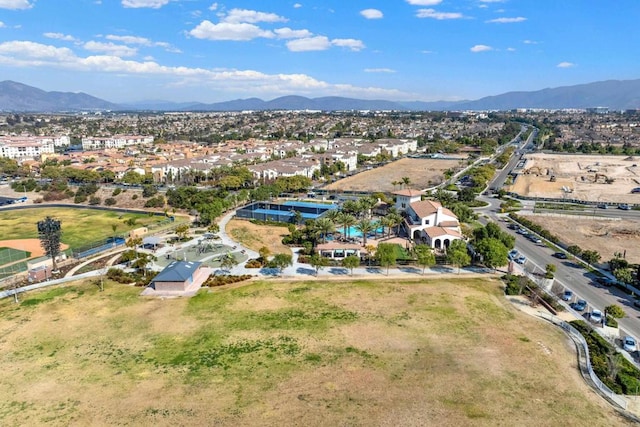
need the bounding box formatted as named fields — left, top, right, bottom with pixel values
left=477, top=147, right=640, bottom=346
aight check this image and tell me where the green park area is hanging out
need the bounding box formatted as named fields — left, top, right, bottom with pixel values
left=0, top=276, right=626, bottom=426
left=0, top=207, right=181, bottom=249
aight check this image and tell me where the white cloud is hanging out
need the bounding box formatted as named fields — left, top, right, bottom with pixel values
left=106, top=35, right=151, bottom=45
left=406, top=0, right=442, bottom=5
left=286, top=36, right=331, bottom=52
left=0, top=0, right=32, bottom=9
left=208, top=2, right=217, bottom=11
left=486, top=17, right=526, bottom=23
left=523, top=39, right=538, bottom=44
left=189, top=21, right=275, bottom=41
left=416, top=9, right=464, bottom=19
left=421, top=50, right=434, bottom=54
left=44, top=32, right=77, bottom=41
left=360, top=9, right=383, bottom=19
left=470, top=44, right=493, bottom=52
left=332, top=38, right=365, bottom=51
left=221, top=8, right=287, bottom=24
left=293, top=3, right=302, bottom=8
left=557, top=62, right=575, bottom=68
left=364, top=68, right=395, bottom=73
left=273, top=27, right=313, bottom=39
left=0, top=21, right=5, bottom=28
left=506, top=47, right=516, bottom=51
left=122, top=0, right=169, bottom=8
left=0, top=40, right=408, bottom=99
left=83, top=41, right=138, bottom=57
left=105, top=34, right=180, bottom=52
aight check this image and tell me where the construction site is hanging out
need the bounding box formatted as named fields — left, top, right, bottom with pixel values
left=507, top=153, right=640, bottom=204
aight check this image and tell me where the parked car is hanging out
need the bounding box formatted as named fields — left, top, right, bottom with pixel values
left=528, top=235, right=542, bottom=244
left=597, top=203, right=609, bottom=209
left=594, top=276, right=615, bottom=287
left=622, top=336, right=637, bottom=353
left=572, top=299, right=587, bottom=311
left=634, top=299, right=640, bottom=309
left=590, top=309, right=603, bottom=324
left=553, top=252, right=568, bottom=259
left=508, top=249, right=519, bottom=260
left=515, top=255, right=527, bottom=264
left=562, top=290, right=573, bottom=301
left=619, top=204, right=631, bottom=210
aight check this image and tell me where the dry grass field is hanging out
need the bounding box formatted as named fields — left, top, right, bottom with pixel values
left=226, top=219, right=292, bottom=255
left=522, top=214, right=640, bottom=264
left=323, top=158, right=464, bottom=192
left=507, top=153, right=640, bottom=204
left=0, top=277, right=631, bottom=426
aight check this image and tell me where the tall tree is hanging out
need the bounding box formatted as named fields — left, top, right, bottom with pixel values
left=446, top=240, right=470, bottom=274
left=474, top=238, right=508, bottom=271
left=336, top=212, right=357, bottom=239
left=355, top=218, right=376, bottom=246
left=376, top=243, right=397, bottom=275
left=37, top=217, right=62, bottom=271
left=314, top=217, right=335, bottom=243
left=271, top=253, right=293, bottom=275
left=342, top=255, right=360, bottom=276
left=414, top=244, right=436, bottom=275
left=309, top=254, right=329, bottom=276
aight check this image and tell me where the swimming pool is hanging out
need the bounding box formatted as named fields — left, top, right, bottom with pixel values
left=335, top=225, right=384, bottom=238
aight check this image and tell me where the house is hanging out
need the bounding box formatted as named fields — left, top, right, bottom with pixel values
left=394, top=191, right=462, bottom=250
left=148, top=261, right=209, bottom=293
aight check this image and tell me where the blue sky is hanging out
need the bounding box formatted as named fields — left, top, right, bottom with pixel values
left=0, top=0, right=638, bottom=103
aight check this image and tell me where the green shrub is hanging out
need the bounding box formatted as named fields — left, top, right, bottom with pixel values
left=112, top=187, right=122, bottom=196
left=106, top=268, right=136, bottom=284
left=245, top=259, right=262, bottom=268
left=132, top=194, right=138, bottom=200
left=104, top=197, right=117, bottom=206
left=605, top=315, right=618, bottom=328
left=88, top=196, right=101, bottom=206
left=74, top=193, right=87, bottom=204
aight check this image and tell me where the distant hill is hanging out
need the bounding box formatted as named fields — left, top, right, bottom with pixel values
left=2, top=78, right=640, bottom=112
left=456, top=79, right=640, bottom=111
left=0, top=80, right=119, bottom=112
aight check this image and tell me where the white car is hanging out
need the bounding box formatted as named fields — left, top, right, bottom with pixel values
left=590, top=309, right=603, bottom=324
left=623, top=336, right=637, bottom=353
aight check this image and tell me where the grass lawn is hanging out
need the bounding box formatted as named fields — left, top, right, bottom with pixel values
left=0, top=207, right=172, bottom=249
left=0, top=277, right=630, bottom=426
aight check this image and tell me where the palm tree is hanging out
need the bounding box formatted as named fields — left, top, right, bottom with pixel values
left=401, top=176, right=411, bottom=189
left=337, top=212, right=357, bottom=239
left=379, top=216, right=394, bottom=238
left=357, top=196, right=377, bottom=219
left=314, top=217, right=335, bottom=243
left=355, top=218, right=376, bottom=246
left=387, top=212, right=403, bottom=237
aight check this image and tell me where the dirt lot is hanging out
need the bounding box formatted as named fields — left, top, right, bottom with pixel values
left=0, top=277, right=630, bottom=426
left=0, top=239, right=69, bottom=260
left=522, top=214, right=640, bottom=264
left=225, top=219, right=292, bottom=255
left=508, top=153, right=640, bottom=204
left=323, top=158, right=464, bottom=192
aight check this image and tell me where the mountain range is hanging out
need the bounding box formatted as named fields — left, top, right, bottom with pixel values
left=0, top=79, right=639, bottom=113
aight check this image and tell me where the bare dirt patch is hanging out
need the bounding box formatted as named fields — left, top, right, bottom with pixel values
left=507, top=153, right=640, bottom=203
left=324, top=158, right=464, bottom=192
left=225, top=219, right=292, bottom=255
left=0, top=239, right=69, bottom=259
left=521, top=214, right=640, bottom=263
